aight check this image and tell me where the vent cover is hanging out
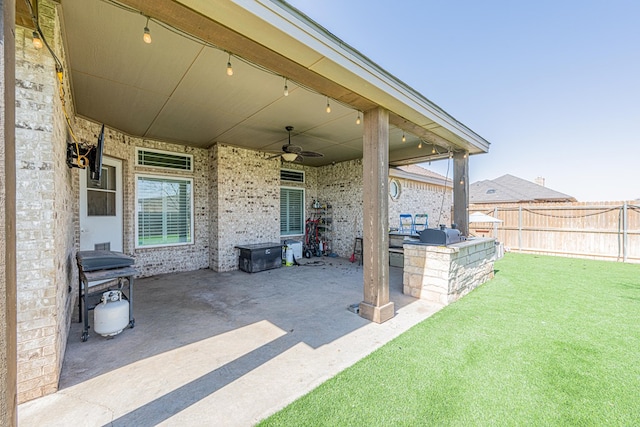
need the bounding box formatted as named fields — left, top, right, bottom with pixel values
left=280, top=169, right=304, bottom=183
left=137, top=148, right=193, bottom=171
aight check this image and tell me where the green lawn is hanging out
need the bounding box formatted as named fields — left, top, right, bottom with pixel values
left=260, top=253, right=640, bottom=426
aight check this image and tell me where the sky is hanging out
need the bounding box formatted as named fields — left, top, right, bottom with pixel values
left=286, top=0, right=640, bottom=202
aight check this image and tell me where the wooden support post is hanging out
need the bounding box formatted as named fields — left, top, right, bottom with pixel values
left=359, top=107, right=394, bottom=323
left=1, top=0, right=17, bottom=424
left=623, top=202, right=628, bottom=263
left=453, top=151, right=469, bottom=236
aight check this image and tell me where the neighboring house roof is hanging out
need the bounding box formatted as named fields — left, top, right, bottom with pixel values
left=390, top=165, right=452, bottom=188
left=470, top=174, right=576, bottom=203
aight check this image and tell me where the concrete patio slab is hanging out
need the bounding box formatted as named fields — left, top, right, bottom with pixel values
left=18, top=258, right=444, bottom=426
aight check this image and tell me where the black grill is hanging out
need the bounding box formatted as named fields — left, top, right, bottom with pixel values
left=418, top=226, right=465, bottom=246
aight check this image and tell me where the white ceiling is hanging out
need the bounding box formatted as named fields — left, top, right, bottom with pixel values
left=59, top=0, right=487, bottom=167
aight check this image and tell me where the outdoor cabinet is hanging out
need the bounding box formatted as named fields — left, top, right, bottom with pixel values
left=236, top=243, right=282, bottom=273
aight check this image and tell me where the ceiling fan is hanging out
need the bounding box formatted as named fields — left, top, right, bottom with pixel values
left=266, top=126, right=324, bottom=163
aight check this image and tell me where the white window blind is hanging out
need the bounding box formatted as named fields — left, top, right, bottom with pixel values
left=280, top=188, right=304, bottom=236
left=136, top=175, right=193, bottom=247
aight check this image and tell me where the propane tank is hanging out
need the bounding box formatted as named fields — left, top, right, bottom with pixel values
left=94, top=290, right=129, bottom=337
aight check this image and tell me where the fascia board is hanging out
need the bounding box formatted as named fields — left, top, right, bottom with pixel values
left=176, top=0, right=490, bottom=153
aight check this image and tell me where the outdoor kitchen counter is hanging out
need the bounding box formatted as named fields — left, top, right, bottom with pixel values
left=402, top=238, right=497, bottom=305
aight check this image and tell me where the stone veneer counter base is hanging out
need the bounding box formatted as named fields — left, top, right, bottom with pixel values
left=403, top=238, right=497, bottom=305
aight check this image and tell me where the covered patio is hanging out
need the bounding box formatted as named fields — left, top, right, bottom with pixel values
left=18, top=261, right=444, bottom=425
left=1, top=0, right=492, bottom=418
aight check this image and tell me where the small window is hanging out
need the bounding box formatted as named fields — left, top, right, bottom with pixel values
left=87, top=164, right=116, bottom=216
left=281, top=169, right=304, bottom=183
left=389, top=179, right=401, bottom=200
left=486, top=189, right=496, bottom=194
left=136, top=148, right=193, bottom=171
left=281, top=187, right=304, bottom=236
left=136, top=175, right=193, bottom=247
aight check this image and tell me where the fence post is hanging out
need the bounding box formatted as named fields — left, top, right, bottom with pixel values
left=623, top=202, right=628, bottom=263
left=518, top=206, right=522, bottom=251
left=493, top=206, right=499, bottom=239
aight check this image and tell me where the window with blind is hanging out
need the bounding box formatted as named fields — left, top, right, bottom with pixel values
left=280, top=187, right=304, bottom=236
left=136, top=175, right=193, bottom=247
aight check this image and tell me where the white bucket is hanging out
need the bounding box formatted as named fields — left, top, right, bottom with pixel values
left=285, top=247, right=294, bottom=266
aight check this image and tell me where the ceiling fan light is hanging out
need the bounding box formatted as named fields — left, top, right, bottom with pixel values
left=282, top=152, right=298, bottom=162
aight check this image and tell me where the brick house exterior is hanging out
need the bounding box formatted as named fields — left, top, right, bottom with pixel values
left=10, top=2, right=456, bottom=403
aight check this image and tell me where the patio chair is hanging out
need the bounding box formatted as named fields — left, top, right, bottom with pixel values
left=413, top=214, right=428, bottom=233
left=399, top=214, right=413, bottom=234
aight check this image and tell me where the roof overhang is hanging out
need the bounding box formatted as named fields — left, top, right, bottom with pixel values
left=55, top=0, right=490, bottom=166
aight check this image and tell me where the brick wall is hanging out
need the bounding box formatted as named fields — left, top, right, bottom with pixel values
left=317, top=159, right=363, bottom=257
left=315, top=159, right=453, bottom=258
left=210, top=144, right=281, bottom=271
left=388, top=177, right=452, bottom=231
left=72, top=119, right=211, bottom=277
left=14, top=0, right=76, bottom=402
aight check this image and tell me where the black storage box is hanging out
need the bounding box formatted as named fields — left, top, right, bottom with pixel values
left=236, top=243, right=282, bottom=273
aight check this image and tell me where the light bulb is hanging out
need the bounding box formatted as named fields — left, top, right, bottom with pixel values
left=356, top=113, right=361, bottom=125
left=32, top=31, right=43, bottom=49
left=226, top=54, right=233, bottom=76
left=326, top=98, right=331, bottom=113
left=143, top=17, right=152, bottom=44
left=402, top=132, right=406, bottom=143
left=432, top=147, right=436, bottom=154
left=143, top=28, right=151, bottom=44
left=460, top=178, right=465, bottom=185
left=418, top=141, right=423, bottom=149
left=283, top=78, right=289, bottom=96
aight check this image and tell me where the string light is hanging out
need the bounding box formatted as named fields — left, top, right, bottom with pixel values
left=326, top=97, right=331, bottom=113
left=432, top=147, right=436, bottom=154
left=402, top=132, right=406, bottom=143
left=356, top=112, right=361, bottom=125
left=283, top=78, right=289, bottom=96
left=143, top=17, right=152, bottom=44
left=418, top=140, right=423, bottom=149
left=32, top=31, right=43, bottom=49
left=226, top=53, right=233, bottom=76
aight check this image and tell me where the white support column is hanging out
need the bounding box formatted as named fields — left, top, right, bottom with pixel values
left=359, top=107, right=394, bottom=323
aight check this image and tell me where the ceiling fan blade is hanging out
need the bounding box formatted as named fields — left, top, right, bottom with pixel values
left=283, top=144, right=303, bottom=154
left=265, top=153, right=282, bottom=160
left=299, top=151, right=324, bottom=158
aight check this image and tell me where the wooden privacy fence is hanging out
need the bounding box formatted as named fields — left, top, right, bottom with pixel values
left=469, top=202, right=640, bottom=263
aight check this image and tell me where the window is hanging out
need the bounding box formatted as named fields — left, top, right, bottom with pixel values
left=281, top=169, right=305, bottom=183
left=389, top=178, right=401, bottom=200
left=280, top=187, right=304, bottom=236
left=87, top=164, right=116, bottom=216
left=136, top=148, right=193, bottom=171
left=136, top=175, right=193, bottom=247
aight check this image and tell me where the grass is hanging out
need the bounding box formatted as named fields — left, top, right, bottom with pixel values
left=259, top=253, right=640, bottom=426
